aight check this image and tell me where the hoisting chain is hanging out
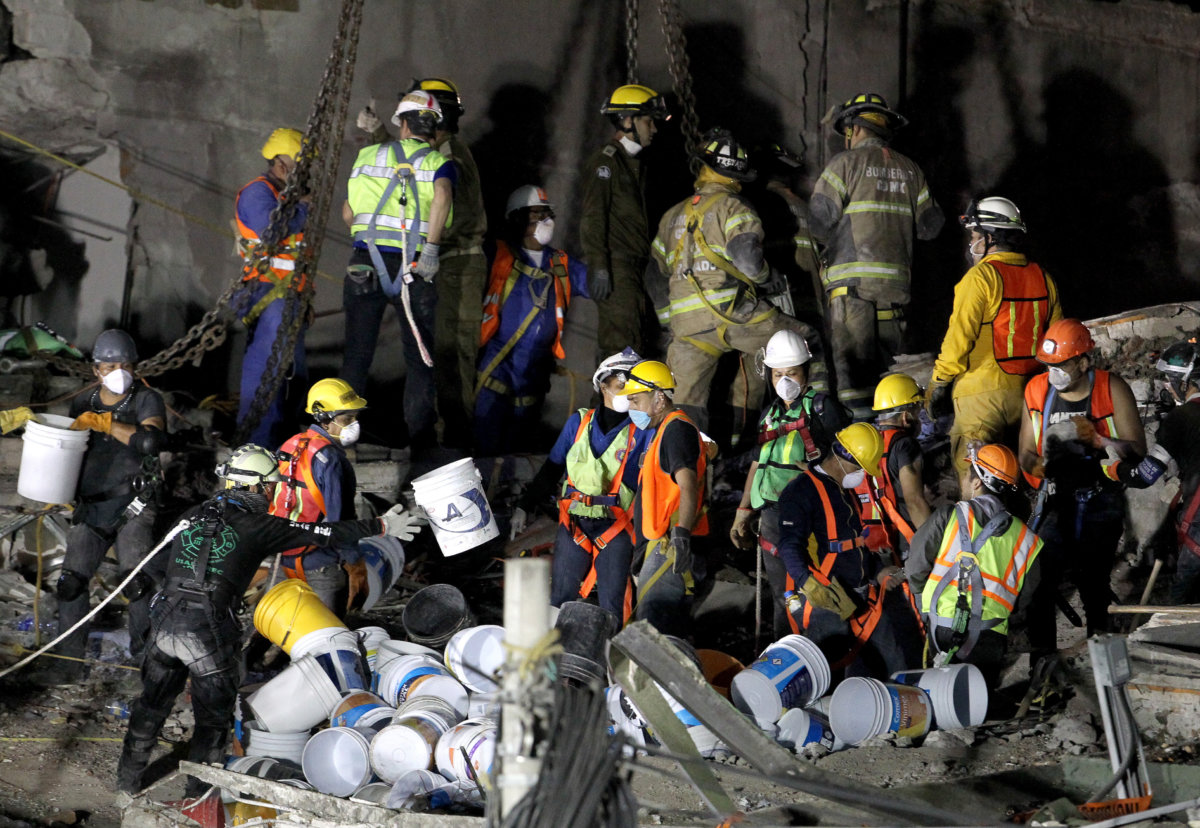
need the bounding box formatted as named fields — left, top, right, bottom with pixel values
left=624, top=0, right=640, bottom=85
left=657, top=0, right=701, bottom=167
left=234, top=0, right=364, bottom=443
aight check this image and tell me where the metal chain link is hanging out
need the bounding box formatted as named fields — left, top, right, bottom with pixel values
left=625, top=0, right=640, bottom=85
left=658, top=0, right=701, bottom=167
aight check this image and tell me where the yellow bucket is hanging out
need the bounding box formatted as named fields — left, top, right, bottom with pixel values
left=253, top=579, right=347, bottom=655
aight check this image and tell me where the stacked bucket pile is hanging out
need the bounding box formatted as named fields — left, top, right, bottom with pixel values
left=230, top=580, right=503, bottom=810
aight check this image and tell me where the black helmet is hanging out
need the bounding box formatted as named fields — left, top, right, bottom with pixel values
left=694, top=127, right=756, bottom=182
left=408, top=77, right=464, bottom=131
left=831, top=92, right=908, bottom=137
left=92, top=329, right=138, bottom=363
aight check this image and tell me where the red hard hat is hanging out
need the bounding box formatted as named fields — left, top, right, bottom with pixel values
left=1037, top=319, right=1095, bottom=364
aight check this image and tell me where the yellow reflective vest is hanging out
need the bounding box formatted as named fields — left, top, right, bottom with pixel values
left=347, top=139, right=452, bottom=255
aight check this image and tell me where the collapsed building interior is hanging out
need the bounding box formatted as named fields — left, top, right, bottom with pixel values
left=1, top=0, right=1200, bottom=825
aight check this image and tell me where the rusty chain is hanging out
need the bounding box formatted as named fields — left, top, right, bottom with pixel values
left=625, top=0, right=640, bottom=85
left=658, top=0, right=701, bottom=167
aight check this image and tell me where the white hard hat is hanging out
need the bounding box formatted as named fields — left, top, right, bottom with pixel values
left=505, top=185, right=554, bottom=219
left=217, top=444, right=283, bottom=490
left=960, top=196, right=1026, bottom=234
left=762, top=330, right=812, bottom=369
left=592, top=347, right=642, bottom=392
left=391, top=91, right=443, bottom=127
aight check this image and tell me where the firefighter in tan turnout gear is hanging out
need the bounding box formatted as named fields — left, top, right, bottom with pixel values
left=649, top=127, right=821, bottom=431
left=810, top=93, right=944, bottom=419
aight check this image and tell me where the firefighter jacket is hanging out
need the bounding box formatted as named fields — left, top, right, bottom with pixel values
left=777, top=465, right=869, bottom=590
left=907, top=494, right=1042, bottom=638
left=635, top=410, right=709, bottom=541
left=476, top=241, right=589, bottom=398
left=347, top=139, right=453, bottom=257
left=751, top=388, right=847, bottom=508
left=809, top=137, right=943, bottom=305
left=651, top=180, right=771, bottom=338
left=438, top=134, right=486, bottom=253
left=581, top=139, right=650, bottom=272
left=235, top=175, right=308, bottom=284
left=933, top=252, right=1062, bottom=397
left=270, top=425, right=359, bottom=571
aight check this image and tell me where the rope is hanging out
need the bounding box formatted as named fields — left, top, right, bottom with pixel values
left=501, top=628, right=563, bottom=683
left=401, top=280, right=434, bottom=367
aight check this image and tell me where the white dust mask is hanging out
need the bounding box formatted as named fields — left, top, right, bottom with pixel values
left=336, top=421, right=361, bottom=446
left=774, top=375, right=802, bottom=402
left=534, top=218, right=555, bottom=246
left=610, top=394, right=630, bottom=413
left=841, top=469, right=865, bottom=489
left=1048, top=366, right=1072, bottom=391
left=102, top=369, right=133, bottom=395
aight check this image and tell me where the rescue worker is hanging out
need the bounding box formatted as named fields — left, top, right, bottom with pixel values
left=49, top=330, right=167, bottom=683
left=356, top=79, right=488, bottom=444
left=233, top=127, right=310, bottom=446
left=474, top=185, right=590, bottom=456
left=1018, top=319, right=1146, bottom=648
left=580, top=84, right=669, bottom=357
left=730, top=330, right=850, bottom=638
left=512, top=349, right=650, bottom=623
left=776, top=423, right=909, bottom=677
left=1101, top=341, right=1200, bottom=603
left=855, top=373, right=933, bottom=561
left=907, top=443, right=1042, bottom=685
left=648, top=127, right=820, bottom=433
left=116, top=444, right=424, bottom=797
left=341, top=91, right=455, bottom=454
left=270, top=378, right=370, bottom=616
left=810, top=93, right=944, bottom=419
left=617, top=361, right=708, bottom=635
left=927, top=197, right=1062, bottom=488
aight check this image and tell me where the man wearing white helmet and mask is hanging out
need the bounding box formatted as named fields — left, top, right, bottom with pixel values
left=512, top=348, right=651, bottom=623
left=731, top=330, right=850, bottom=638
left=928, top=196, right=1061, bottom=490
left=473, top=185, right=590, bottom=455
left=341, top=90, right=456, bottom=456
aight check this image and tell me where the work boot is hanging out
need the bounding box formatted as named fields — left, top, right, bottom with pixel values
left=117, top=713, right=161, bottom=794
left=115, top=750, right=147, bottom=795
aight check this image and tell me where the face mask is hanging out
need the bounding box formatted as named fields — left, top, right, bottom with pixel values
left=336, top=421, right=361, bottom=446
left=774, top=375, right=802, bottom=402
left=966, top=237, right=986, bottom=264
left=1048, top=366, right=1073, bottom=391
left=610, top=394, right=630, bottom=414
left=629, top=409, right=652, bottom=429
left=841, top=469, right=866, bottom=489
left=533, top=218, right=554, bottom=246
left=101, top=368, right=133, bottom=395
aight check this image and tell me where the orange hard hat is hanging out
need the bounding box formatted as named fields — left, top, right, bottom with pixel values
left=1037, top=319, right=1095, bottom=364
left=971, top=444, right=1019, bottom=492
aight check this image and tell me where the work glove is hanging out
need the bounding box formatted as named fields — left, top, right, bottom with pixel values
left=356, top=99, right=382, bottom=134
left=344, top=559, right=368, bottom=612
left=0, top=407, right=35, bottom=435
left=800, top=577, right=857, bottom=620
left=70, top=411, right=113, bottom=434
left=509, top=507, right=528, bottom=541
left=588, top=268, right=613, bottom=302
left=414, top=242, right=440, bottom=282
left=925, top=380, right=953, bottom=420
left=669, top=526, right=692, bottom=575
left=876, top=565, right=904, bottom=592
left=380, top=504, right=427, bottom=542
left=1071, top=416, right=1103, bottom=449
left=729, top=508, right=757, bottom=552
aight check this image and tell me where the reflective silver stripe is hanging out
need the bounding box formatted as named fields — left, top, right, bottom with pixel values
left=663, top=288, right=738, bottom=317
left=844, top=201, right=914, bottom=217
left=350, top=164, right=439, bottom=183
left=820, top=169, right=847, bottom=197
left=351, top=214, right=431, bottom=234
left=824, top=262, right=905, bottom=281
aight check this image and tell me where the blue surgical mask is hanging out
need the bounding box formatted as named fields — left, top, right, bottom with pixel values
left=629, top=409, right=652, bottom=429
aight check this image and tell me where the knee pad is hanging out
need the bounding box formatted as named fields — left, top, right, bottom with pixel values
left=56, top=570, right=89, bottom=603
left=121, top=571, right=154, bottom=602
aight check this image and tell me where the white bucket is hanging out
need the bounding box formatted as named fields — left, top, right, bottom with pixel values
left=350, top=781, right=393, bottom=804
left=356, top=626, right=391, bottom=672
left=605, top=685, right=649, bottom=747
left=18, top=414, right=89, bottom=504
left=444, top=624, right=505, bottom=693
left=688, top=725, right=732, bottom=759
left=290, top=627, right=361, bottom=661
left=246, top=653, right=343, bottom=732
left=410, top=459, right=499, bottom=556
left=302, top=725, right=376, bottom=796
left=224, top=755, right=305, bottom=783
left=890, top=663, right=988, bottom=729
left=243, top=722, right=311, bottom=765
left=372, top=639, right=439, bottom=690
left=406, top=674, right=469, bottom=718
left=829, top=677, right=932, bottom=746
left=730, top=635, right=831, bottom=724
left=434, top=718, right=497, bottom=784
left=329, top=690, right=390, bottom=729
left=358, top=536, right=406, bottom=611
left=387, top=769, right=445, bottom=809
left=312, top=646, right=371, bottom=693
left=371, top=708, right=456, bottom=782
left=776, top=708, right=844, bottom=752
left=377, top=654, right=450, bottom=707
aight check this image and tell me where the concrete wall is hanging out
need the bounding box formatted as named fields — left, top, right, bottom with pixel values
left=1, top=0, right=1198, bottom=390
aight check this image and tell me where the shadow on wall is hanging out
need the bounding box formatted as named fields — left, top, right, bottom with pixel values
left=996, top=68, right=1180, bottom=319
left=471, top=82, right=554, bottom=234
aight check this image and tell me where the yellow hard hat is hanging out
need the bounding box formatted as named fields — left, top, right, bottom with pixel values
left=261, top=128, right=303, bottom=161
left=618, top=360, right=676, bottom=395
left=306, top=378, right=367, bottom=417
left=601, top=84, right=669, bottom=119
left=833, top=423, right=884, bottom=478
left=872, top=373, right=923, bottom=412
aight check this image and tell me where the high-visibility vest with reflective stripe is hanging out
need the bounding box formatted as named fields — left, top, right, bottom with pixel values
left=1024, top=370, right=1119, bottom=488
left=561, top=408, right=636, bottom=519
left=479, top=241, right=571, bottom=358
left=235, top=176, right=304, bottom=283
left=853, top=427, right=912, bottom=551
left=751, top=390, right=819, bottom=508
left=989, top=260, right=1052, bottom=375
left=921, top=502, right=1041, bottom=636
left=348, top=139, right=451, bottom=251
left=638, top=410, right=709, bottom=540
left=270, top=429, right=334, bottom=558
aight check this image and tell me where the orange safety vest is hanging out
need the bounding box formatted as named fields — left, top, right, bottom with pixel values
left=989, top=260, right=1052, bottom=376
left=270, top=429, right=333, bottom=576
left=638, top=409, right=709, bottom=541
left=1024, top=370, right=1119, bottom=488
left=235, top=176, right=306, bottom=285
left=479, top=241, right=571, bottom=359
left=854, top=428, right=917, bottom=552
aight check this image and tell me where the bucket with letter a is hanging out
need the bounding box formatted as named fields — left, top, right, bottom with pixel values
left=409, top=459, right=499, bottom=556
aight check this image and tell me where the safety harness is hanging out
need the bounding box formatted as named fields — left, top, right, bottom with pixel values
left=271, top=433, right=331, bottom=580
